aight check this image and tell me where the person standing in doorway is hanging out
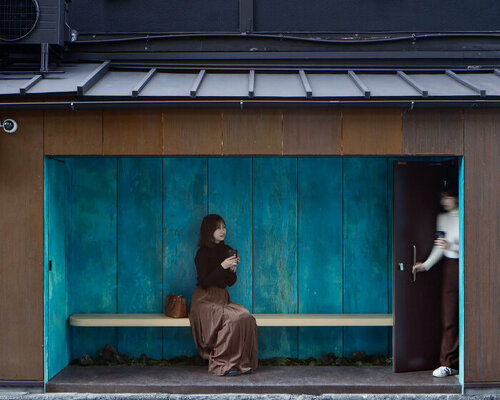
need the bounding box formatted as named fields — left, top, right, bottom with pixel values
left=189, top=214, right=258, bottom=376
left=413, top=187, right=459, bottom=378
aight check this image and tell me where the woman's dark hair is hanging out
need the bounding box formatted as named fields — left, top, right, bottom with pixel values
left=198, top=214, right=226, bottom=247
left=441, top=186, right=458, bottom=198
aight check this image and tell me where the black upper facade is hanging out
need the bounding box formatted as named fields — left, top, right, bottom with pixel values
left=68, top=0, right=500, bottom=34
left=2, top=0, right=500, bottom=71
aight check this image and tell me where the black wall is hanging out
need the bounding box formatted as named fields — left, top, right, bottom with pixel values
left=69, top=0, right=239, bottom=34
left=69, top=0, right=500, bottom=34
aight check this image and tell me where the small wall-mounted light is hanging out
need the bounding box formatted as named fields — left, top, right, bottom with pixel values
left=1, top=119, right=18, bottom=134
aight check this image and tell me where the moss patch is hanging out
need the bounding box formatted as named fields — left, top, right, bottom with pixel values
left=73, top=346, right=391, bottom=367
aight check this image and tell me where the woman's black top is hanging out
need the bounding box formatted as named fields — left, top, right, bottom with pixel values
left=195, top=242, right=237, bottom=289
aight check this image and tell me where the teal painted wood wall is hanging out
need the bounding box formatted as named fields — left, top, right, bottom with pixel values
left=46, top=156, right=393, bottom=376
left=45, top=158, right=71, bottom=381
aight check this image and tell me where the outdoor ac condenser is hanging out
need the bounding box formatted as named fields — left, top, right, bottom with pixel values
left=0, top=0, right=73, bottom=45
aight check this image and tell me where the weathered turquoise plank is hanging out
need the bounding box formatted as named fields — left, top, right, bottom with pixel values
left=163, top=158, right=206, bottom=359
left=253, top=157, right=298, bottom=358
left=69, top=157, right=118, bottom=359
left=298, top=157, right=343, bottom=358
left=208, top=157, right=252, bottom=310
left=343, top=157, right=390, bottom=357
left=46, top=157, right=71, bottom=380
left=386, top=158, right=394, bottom=314
left=117, top=157, right=163, bottom=359
left=258, top=327, right=298, bottom=360
left=386, top=158, right=394, bottom=355
left=458, top=157, right=464, bottom=385
left=44, top=159, right=49, bottom=382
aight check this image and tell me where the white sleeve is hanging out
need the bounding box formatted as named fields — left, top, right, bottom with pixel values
left=422, top=246, right=444, bottom=270
left=422, top=214, right=444, bottom=271
left=448, top=242, right=459, bottom=252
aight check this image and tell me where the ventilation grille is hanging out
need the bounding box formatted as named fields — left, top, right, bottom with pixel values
left=0, top=0, right=39, bottom=41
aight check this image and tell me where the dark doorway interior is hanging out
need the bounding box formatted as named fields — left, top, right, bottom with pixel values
left=393, top=159, right=459, bottom=373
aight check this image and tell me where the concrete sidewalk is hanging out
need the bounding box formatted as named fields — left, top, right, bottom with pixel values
left=0, top=393, right=499, bottom=400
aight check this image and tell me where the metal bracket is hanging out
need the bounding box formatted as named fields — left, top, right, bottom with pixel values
left=40, top=43, right=49, bottom=73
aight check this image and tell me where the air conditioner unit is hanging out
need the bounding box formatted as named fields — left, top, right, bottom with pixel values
left=0, top=0, right=74, bottom=45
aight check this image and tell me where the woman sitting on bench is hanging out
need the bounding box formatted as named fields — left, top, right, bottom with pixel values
left=189, top=214, right=258, bottom=376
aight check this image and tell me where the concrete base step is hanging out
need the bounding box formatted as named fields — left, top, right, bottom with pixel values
left=45, top=365, right=461, bottom=395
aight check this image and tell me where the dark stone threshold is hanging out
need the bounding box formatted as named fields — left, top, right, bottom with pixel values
left=46, top=365, right=461, bottom=394
left=0, top=381, right=43, bottom=387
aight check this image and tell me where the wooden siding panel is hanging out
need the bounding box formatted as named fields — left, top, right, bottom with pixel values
left=103, top=110, right=162, bottom=155
left=463, top=110, right=500, bottom=383
left=162, top=158, right=206, bottom=359
left=253, top=158, right=298, bottom=358
left=208, top=158, right=253, bottom=310
left=0, top=111, right=43, bottom=380
left=117, top=158, right=163, bottom=359
left=44, top=110, right=103, bottom=155
left=298, top=158, right=343, bottom=358
left=46, top=158, right=71, bottom=380
left=223, top=110, right=282, bottom=155
left=343, top=157, right=390, bottom=356
left=403, top=109, right=463, bottom=155
left=343, top=109, right=403, bottom=155
left=283, top=109, right=341, bottom=155
left=69, top=157, right=118, bottom=359
left=163, top=110, right=222, bottom=155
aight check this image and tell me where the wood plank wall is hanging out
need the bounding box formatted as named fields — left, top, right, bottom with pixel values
left=2, top=107, right=499, bottom=384
left=41, top=108, right=463, bottom=157
left=60, top=156, right=392, bottom=362
left=463, top=110, right=500, bottom=383
left=0, top=111, right=44, bottom=380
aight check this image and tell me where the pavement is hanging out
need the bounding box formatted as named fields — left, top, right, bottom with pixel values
left=0, top=393, right=499, bottom=400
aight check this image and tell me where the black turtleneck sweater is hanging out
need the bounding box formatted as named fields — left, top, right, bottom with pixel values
left=195, top=242, right=237, bottom=289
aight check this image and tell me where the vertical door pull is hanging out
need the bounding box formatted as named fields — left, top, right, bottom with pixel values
left=412, top=245, right=417, bottom=282
left=49, top=260, right=52, bottom=271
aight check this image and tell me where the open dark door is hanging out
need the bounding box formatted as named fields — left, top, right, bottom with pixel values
left=393, top=160, right=457, bottom=372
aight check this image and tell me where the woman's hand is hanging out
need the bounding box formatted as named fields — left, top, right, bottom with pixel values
left=229, top=257, right=240, bottom=272
left=221, top=256, right=240, bottom=270
left=412, top=262, right=427, bottom=274
left=434, top=238, right=450, bottom=249
left=231, top=256, right=240, bottom=272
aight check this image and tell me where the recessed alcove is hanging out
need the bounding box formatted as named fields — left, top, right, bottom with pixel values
left=44, top=155, right=458, bottom=383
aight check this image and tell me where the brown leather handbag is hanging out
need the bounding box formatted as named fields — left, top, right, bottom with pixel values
left=165, top=294, right=188, bottom=318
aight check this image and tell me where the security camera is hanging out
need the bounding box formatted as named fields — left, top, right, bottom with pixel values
left=1, top=119, right=18, bottom=134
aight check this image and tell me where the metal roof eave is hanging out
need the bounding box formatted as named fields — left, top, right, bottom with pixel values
left=3, top=64, right=500, bottom=101
left=3, top=99, right=500, bottom=111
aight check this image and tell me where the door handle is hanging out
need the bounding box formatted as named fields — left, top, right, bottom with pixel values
left=412, top=245, right=417, bottom=282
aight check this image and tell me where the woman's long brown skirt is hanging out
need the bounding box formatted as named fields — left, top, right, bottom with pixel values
left=189, top=286, right=258, bottom=375
left=440, top=257, right=459, bottom=370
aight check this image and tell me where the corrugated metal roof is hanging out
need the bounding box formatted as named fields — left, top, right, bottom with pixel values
left=2, top=63, right=500, bottom=100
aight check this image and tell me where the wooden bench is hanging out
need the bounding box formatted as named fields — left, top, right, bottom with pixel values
left=69, top=313, right=393, bottom=327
